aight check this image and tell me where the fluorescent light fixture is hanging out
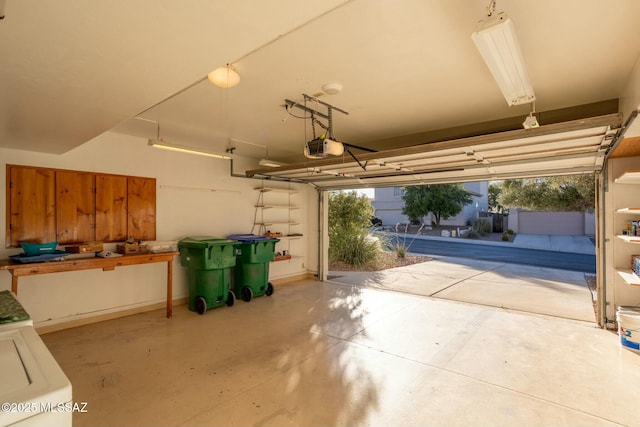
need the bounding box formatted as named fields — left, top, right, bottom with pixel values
left=207, top=65, right=240, bottom=88
left=148, top=139, right=232, bottom=159
left=258, top=158, right=286, bottom=167
left=471, top=12, right=535, bottom=106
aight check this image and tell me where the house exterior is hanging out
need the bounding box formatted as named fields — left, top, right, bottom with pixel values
left=372, top=182, right=489, bottom=227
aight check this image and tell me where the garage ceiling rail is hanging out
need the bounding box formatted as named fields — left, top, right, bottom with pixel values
left=246, top=114, right=623, bottom=189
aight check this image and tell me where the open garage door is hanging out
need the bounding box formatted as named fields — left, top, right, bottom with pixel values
left=246, top=114, right=622, bottom=189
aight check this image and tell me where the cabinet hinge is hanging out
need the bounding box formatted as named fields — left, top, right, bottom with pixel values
left=9, top=223, right=12, bottom=230
left=9, top=181, right=13, bottom=189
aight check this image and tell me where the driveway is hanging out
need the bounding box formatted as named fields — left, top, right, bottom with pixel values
left=329, top=235, right=596, bottom=323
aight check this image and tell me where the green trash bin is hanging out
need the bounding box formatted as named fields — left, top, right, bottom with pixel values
left=227, top=234, right=279, bottom=302
left=178, top=237, right=240, bottom=315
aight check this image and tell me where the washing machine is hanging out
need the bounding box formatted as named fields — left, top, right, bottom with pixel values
left=0, top=292, right=72, bottom=427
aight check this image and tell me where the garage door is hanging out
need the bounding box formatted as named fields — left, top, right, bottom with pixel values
left=518, top=211, right=585, bottom=235
left=246, top=114, right=622, bottom=189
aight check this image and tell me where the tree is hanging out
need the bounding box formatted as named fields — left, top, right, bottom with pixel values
left=488, top=182, right=508, bottom=214
left=328, top=191, right=378, bottom=265
left=328, top=190, right=373, bottom=231
left=401, top=184, right=473, bottom=227
left=497, top=174, right=595, bottom=211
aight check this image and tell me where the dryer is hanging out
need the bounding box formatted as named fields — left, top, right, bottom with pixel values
left=0, top=291, right=72, bottom=427
left=0, top=326, right=72, bottom=426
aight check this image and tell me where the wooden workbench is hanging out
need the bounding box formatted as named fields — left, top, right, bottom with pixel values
left=0, top=252, right=179, bottom=318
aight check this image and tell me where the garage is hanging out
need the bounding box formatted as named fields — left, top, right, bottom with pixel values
left=2, top=1, right=640, bottom=426
left=516, top=211, right=585, bottom=235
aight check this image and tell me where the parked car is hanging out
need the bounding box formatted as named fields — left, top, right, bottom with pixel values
left=370, top=216, right=383, bottom=226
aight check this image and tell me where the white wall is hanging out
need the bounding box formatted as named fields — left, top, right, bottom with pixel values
left=620, top=53, right=640, bottom=119
left=0, top=132, right=317, bottom=327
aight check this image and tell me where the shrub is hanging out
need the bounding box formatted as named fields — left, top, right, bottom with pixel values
left=328, top=191, right=380, bottom=266
left=381, top=223, right=425, bottom=259
left=329, top=231, right=380, bottom=266
left=465, top=229, right=482, bottom=239
left=396, top=244, right=407, bottom=258
left=501, top=231, right=510, bottom=241
left=471, top=218, right=491, bottom=236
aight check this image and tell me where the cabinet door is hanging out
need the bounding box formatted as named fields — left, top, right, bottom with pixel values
left=7, top=166, right=56, bottom=247
left=56, top=171, right=96, bottom=244
left=95, top=174, right=128, bottom=242
left=127, top=177, right=156, bottom=240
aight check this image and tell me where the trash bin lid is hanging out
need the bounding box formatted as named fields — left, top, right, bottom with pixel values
left=227, top=233, right=278, bottom=242
left=178, top=236, right=239, bottom=248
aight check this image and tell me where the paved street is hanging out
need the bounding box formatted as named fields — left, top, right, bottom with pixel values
left=399, top=237, right=596, bottom=273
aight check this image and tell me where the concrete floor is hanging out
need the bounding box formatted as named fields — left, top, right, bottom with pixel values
left=330, top=256, right=596, bottom=322
left=41, top=279, right=640, bottom=427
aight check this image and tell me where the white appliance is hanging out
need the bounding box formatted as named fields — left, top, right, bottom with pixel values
left=0, top=291, right=72, bottom=427
left=0, top=327, right=72, bottom=427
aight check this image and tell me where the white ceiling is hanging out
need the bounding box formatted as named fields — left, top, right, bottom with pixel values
left=2, top=0, right=640, bottom=167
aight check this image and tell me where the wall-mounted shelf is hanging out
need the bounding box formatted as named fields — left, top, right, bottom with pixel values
left=614, top=169, right=640, bottom=292
left=253, top=185, right=303, bottom=264
left=272, top=255, right=303, bottom=263
left=614, top=170, right=640, bottom=184
left=617, top=269, right=640, bottom=286
left=255, top=221, right=301, bottom=226
left=616, top=235, right=640, bottom=243
left=616, top=208, right=640, bottom=214
left=255, top=187, right=298, bottom=194
left=255, top=204, right=300, bottom=210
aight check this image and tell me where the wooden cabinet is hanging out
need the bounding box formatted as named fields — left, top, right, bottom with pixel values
left=6, top=166, right=56, bottom=247
left=95, top=174, right=128, bottom=242
left=56, top=171, right=96, bottom=243
left=6, top=165, right=156, bottom=247
left=127, top=177, right=156, bottom=241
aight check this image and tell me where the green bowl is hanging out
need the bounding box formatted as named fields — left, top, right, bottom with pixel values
left=20, top=241, right=58, bottom=257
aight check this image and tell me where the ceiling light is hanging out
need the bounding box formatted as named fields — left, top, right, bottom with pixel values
left=321, top=83, right=343, bottom=95
left=471, top=11, right=535, bottom=106
left=148, top=139, right=232, bottom=159
left=207, top=64, right=240, bottom=88
left=258, top=158, right=286, bottom=167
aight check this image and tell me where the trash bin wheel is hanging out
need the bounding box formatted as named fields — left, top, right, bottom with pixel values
left=195, top=296, right=207, bottom=315
left=227, top=290, right=236, bottom=307
left=241, top=286, right=253, bottom=302
left=266, top=282, right=274, bottom=296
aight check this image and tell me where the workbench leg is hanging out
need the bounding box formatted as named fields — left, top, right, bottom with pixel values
left=166, top=260, right=173, bottom=318
left=11, top=275, right=18, bottom=295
